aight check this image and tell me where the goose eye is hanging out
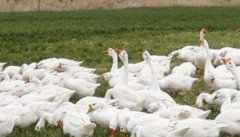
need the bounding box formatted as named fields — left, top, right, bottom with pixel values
left=93, top=103, right=96, bottom=106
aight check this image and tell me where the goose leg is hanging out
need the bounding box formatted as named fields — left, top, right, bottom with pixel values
left=109, top=128, right=115, bottom=137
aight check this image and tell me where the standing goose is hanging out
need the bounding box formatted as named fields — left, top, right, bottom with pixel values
left=200, top=29, right=237, bottom=90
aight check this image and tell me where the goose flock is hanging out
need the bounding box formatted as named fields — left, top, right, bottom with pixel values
left=0, top=28, right=239, bottom=137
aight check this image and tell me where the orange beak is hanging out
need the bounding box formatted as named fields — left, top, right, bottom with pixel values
left=25, top=77, right=30, bottom=84
left=102, top=48, right=109, bottom=55
left=115, top=49, right=123, bottom=54
left=109, top=128, right=115, bottom=137
left=222, top=58, right=229, bottom=64
left=57, top=120, right=63, bottom=130
left=87, top=104, right=94, bottom=114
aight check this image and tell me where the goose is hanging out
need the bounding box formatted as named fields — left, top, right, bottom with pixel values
left=55, top=62, right=96, bottom=74
left=172, top=62, right=196, bottom=76
left=126, top=114, right=171, bottom=134
left=104, top=49, right=146, bottom=110
left=0, top=113, right=17, bottom=137
left=20, top=63, right=37, bottom=74
left=215, top=48, right=240, bottom=66
left=173, top=118, right=227, bottom=137
left=215, top=109, right=240, bottom=136
left=22, top=68, right=48, bottom=80
left=196, top=89, right=240, bottom=108
left=41, top=73, right=63, bottom=86
left=10, top=77, right=41, bottom=97
left=169, top=46, right=201, bottom=63
left=139, top=50, right=171, bottom=76
left=130, top=119, right=175, bottom=137
left=3, top=65, right=21, bottom=78
left=147, top=104, right=211, bottom=121
left=75, top=96, right=112, bottom=113
left=0, top=72, right=25, bottom=93
left=222, top=58, right=240, bottom=89
left=213, top=91, right=240, bottom=112
left=137, top=50, right=176, bottom=107
left=37, top=58, right=59, bottom=70
left=200, top=30, right=237, bottom=90
left=0, top=103, right=39, bottom=128
left=35, top=102, right=80, bottom=130
left=195, top=93, right=215, bottom=108
left=63, top=75, right=100, bottom=98
left=102, top=48, right=119, bottom=73
left=61, top=111, right=96, bottom=137
left=86, top=102, right=124, bottom=136
left=159, top=74, right=197, bottom=96
left=73, top=72, right=99, bottom=83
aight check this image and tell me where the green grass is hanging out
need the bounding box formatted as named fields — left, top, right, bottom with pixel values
left=0, top=6, right=239, bottom=137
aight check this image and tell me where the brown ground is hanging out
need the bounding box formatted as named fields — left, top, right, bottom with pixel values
left=1, top=0, right=240, bottom=12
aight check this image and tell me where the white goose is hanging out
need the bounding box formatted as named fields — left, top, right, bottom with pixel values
left=63, top=75, right=100, bottom=98
left=173, top=118, right=226, bottom=137
left=196, top=89, right=240, bottom=108
left=172, top=62, right=196, bottom=77
left=61, top=111, right=96, bottom=137
left=159, top=74, right=197, bottom=96
left=0, top=113, right=17, bottom=137
left=215, top=109, right=240, bottom=136
left=147, top=104, right=211, bottom=121
left=200, top=31, right=237, bottom=90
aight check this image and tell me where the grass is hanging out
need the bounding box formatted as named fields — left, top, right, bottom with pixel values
left=0, top=6, right=239, bottom=137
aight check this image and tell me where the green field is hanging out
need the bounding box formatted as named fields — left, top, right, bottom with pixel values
left=0, top=7, right=240, bottom=137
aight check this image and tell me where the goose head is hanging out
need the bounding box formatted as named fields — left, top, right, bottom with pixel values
left=145, top=102, right=163, bottom=113
left=116, top=49, right=128, bottom=63
left=100, top=72, right=113, bottom=81
left=222, top=58, right=235, bottom=71
left=213, top=90, right=230, bottom=104
left=139, top=50, right=151, bottom=61
left=199, top=28, right=208, bottom=41
left=102, top=48, right=117, bottom=57
left=87, top=102, right=105, bottom=114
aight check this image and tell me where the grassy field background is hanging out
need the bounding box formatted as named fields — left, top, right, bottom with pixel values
left=0, top=6, right=239, bottom=137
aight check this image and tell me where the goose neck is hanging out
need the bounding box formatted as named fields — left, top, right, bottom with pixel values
left=230, top=68, right=240, bottom=90
left=110, top=54, right=118, bottom=73
left=121, top=59, right=128, bottom=85
left=146, top=60, right=161, bottom=91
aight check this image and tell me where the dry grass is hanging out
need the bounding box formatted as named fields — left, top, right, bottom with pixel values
left=1, top=0, right=240, bottom=12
